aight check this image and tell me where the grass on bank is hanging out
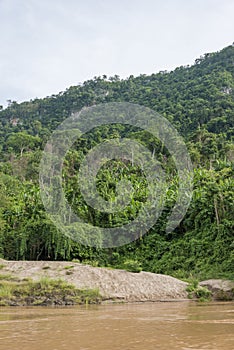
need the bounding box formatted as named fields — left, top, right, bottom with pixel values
left=185, top=279, right=212, bottom=302
left=0, top=274, right=101, bottom=306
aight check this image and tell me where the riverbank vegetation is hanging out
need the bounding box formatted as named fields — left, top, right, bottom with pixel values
left=0, top=273, right=101, bottom=306
left=0, top=45, right=233, bottom=281
left=186, top=279, right=212, bottom=302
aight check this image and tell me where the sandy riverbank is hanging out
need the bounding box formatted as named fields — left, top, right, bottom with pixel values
left=0, top=259, right=188, bottom=302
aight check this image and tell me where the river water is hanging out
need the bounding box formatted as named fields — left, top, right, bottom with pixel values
left=0, top=302, right=233, bottom=350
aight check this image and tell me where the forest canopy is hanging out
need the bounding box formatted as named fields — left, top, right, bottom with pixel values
left=0, top=44, right=233, bottom=280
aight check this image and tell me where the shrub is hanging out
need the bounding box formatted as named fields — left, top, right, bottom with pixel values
left=121, top=260, right=142, bottom=273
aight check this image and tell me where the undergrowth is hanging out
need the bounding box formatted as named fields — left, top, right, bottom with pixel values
left=0, top=275, right=101, bottom=306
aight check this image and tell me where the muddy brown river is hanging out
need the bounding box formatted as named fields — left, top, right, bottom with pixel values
left=0, top=302, right=233, bottom=350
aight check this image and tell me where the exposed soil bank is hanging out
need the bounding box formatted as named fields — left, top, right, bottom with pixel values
left=0, top=259, right=188, bottom=303
left=2, top=259, right=233, bottom=305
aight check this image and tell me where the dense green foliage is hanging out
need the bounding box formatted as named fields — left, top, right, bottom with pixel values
left=0, top=44, right=233, bottom=280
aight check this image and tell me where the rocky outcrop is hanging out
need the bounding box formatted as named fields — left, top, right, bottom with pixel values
left=199, top=279, right=234, bottom=301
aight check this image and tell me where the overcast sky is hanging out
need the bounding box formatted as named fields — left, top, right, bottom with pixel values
left=0, top=0, right=233, bottom=107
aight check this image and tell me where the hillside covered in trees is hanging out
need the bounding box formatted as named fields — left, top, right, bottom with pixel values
left=0, top=44, right=233, bottom=280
